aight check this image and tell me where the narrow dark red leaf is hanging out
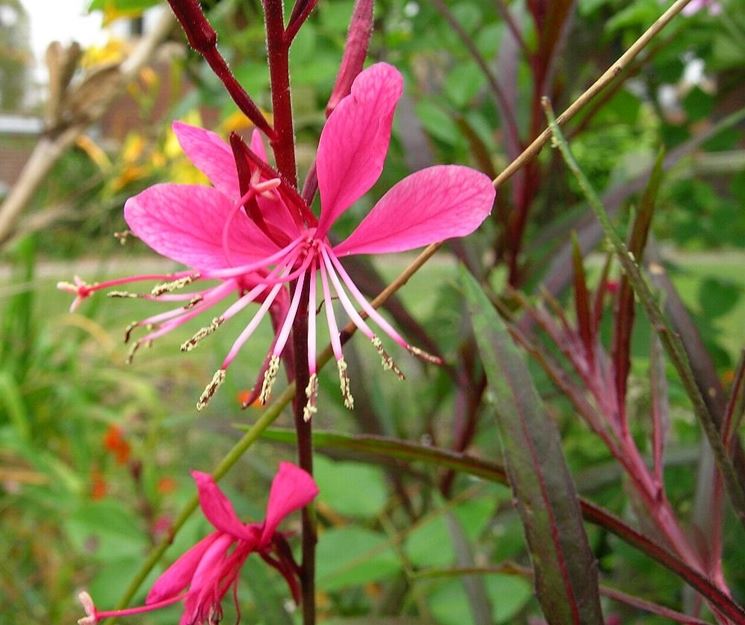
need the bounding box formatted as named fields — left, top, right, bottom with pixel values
left=611, top=149, right=665, bottom=418
left=571, top=235, right=594, bottom=370
left=462, top=269, right=604, bottom=625
left=649, top=336, right=670, bottom=487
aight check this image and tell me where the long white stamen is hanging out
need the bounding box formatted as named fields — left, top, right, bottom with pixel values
left=325, top=245, right=441, bottom=364
left=320, top=249, right=405, bottom=380
left=204, top=237, right=303, bottom=280
left=319, top=260, right=353, bottom=408
left=221, top=275, right=288, bottom=369
left=320, top=249, right=374, bottom=340
left=319, top=256, right=343, bottom=361
left=272, top=255, right=311, bottom=358
left=307, top=259, right=318, bottom=375
left=129, top=281, right=237, bottom=345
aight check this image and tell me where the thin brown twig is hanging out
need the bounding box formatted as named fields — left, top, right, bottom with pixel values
left=492, top=0, right=693, bottom=190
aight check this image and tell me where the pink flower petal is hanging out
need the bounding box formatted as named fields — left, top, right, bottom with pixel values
left=179, top=532, right=234, bottom=625
left=125, top=183, right=279, bottom=271
left=173, top=121, right=238, bottom=197
left=146, top=532, right=220, bottom=604
left=333, top=165, right=495, bottom=256
left=260, top=462, right=319, bottom=546
left=192, top=471, right=256, bottom=541
left=315, top=63, right=403, bottom=237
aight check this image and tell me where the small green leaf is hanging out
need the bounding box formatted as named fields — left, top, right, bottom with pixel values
left=317, top=527, right=400, bottom=591
left=314, top=455, right=388, bottom=519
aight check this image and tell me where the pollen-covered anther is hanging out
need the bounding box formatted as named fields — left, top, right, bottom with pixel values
left=406, top=345, right=443, bottom=365
left=197, top=369, right=226, bottom=411
left=151, top=275, right=197, bottom=296
left=371, top=335, right=405, bottom=380
left=185, top=296, right=204, bottom=309
left=336, top=358, right=354, bottom=409
left=107, top=290, right=140, bottom=299
left=181, top=317, right=223, bottom=352
left=303, top=374, right=319, bottom=422
left=126, top=341, right=142, bottom=364
left=124, top=321, right=139, bottom=343
left=259, top=355, right=280, bottom=405
left=113, top=229, right=132, bottom=245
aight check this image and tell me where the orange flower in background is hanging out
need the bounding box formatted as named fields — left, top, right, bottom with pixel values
left=103, top=425, right=131, bottom=465
left=157, top=477, right=177, bottom=495
left=90, top=470, right=107, bottom=501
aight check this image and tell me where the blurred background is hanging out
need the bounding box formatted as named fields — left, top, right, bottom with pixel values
left=1, top=0, right=744, bottom=623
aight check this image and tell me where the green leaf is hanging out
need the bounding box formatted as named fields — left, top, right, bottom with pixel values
left=461, top=268, right=604, bottom=625
left=445, top=63, right=486, bottom=109
left=427, top=574, right=532, bottom=625
left=404, top=495, right=495, bottom=569
left=314, top=455, right=388, bottom=519
left=316, top=527, right=400, bottom=591
left=698, top=277, right=740, bottom=319
left=65, top=499, right=149, bottom=562
left=414, top=101, right=460, bottom=145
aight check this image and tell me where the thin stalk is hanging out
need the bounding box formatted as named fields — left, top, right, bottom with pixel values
left=492, top=0, right=693, bottom=190
left=291, top=281, right=316, bottom=625
left=263, top=0, right=297, bottom=186
left=166, top=0, right=274, bottom=138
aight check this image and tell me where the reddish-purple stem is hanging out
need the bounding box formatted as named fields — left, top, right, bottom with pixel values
left=261, top=3, right=314, bottom=623
left=263, top=0, right=297, bottom=187
left=286, top=0, right=320, bottom=43
left=166, top=0, right=274, bottom=139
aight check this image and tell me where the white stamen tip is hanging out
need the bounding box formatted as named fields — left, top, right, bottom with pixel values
left=371, top=336, right=405, bottom=380
left=407, top=345, right=442, bottom=365
left=197, top=369, right=226, bottom=411
left=304, top=373, right=319, bottom=422
left=259, top=355, right=281, bottom=405
left=181, top=317, right=223, bottom=352
left=151, top=275, right=197, bottom=296
left=337, top=359, right=354, bottom=410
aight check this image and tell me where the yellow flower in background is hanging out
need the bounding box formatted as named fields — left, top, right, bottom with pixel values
left=81, top=38, right=129, bottom=69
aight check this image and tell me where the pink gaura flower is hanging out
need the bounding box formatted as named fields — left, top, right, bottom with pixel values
left=60, top=63, right=495, bottom=415
left=78, top=462, right=318, bottom=625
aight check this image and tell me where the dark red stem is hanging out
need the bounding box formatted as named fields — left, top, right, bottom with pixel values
left=261, top=2, right=312, bottom=622
left=286, top=0, right=320, bottom=43
left=263, top=0, right=298, bottom=187
left=166, top=0, right=274, bottom=139
left=291, top=281, right=315, bottom=625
